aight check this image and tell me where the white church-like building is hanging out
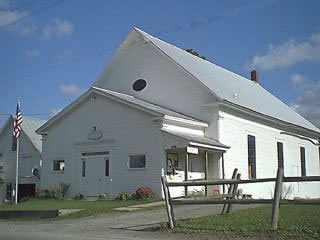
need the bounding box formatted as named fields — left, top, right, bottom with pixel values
left=36, top=28, right=320, bottom=199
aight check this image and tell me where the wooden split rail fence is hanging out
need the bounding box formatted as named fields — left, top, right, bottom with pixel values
left=161, top=168, right=320, bottom=230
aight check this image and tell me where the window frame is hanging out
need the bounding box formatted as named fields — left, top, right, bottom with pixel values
left=128, top=154, right=146, bottom=170
left=52, top=159, right=65, bottom=172
left=300, top=146, right=306, bottom=177
left=247, top=135, right=256, bottom=179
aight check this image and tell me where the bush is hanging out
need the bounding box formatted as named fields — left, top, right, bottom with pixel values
left=59, top=182, right=70, bottom=199
left=99, top=193, right=112, bottom=200
left=35, top=188, right=50, bottom=199
left=135, top=187, right=154, bottom=200
left=116, top=192, right=131, bottom=201
left=74, top=193, right=84, bottom=200
left=35, top=182, right=70, bottom=200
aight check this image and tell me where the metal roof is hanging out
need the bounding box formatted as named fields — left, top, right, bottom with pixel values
left=162, top=129, right=229, bottom=150
left=135, top=28, right=320, bottom=133
left=92, top=86, right=204, bottom=122
left=0, top=116, right=46, bottom=153
left=20, top=116, right=46, bottom=152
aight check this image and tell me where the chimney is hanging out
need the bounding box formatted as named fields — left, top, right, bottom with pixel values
left=251, top=70, right=259, bottom=83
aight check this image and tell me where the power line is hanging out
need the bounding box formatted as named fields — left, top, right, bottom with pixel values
left=7, top=0, right=39, bottom=12
left=0, top=0, right=273, bottom=84
left=0, top=0, right=65, bottom=30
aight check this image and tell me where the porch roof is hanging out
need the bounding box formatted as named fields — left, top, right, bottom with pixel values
left=162, top=129, right=230, bottom=151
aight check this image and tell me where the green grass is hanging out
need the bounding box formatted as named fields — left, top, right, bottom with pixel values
left=169, top=205, right=320, bottom=239
left=0, top=198, right=153, bottom=220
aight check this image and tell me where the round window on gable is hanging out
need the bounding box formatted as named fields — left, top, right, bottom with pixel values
left=133, top=79, right=147, bottom=91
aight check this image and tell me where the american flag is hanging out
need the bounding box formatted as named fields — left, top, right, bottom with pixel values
left=13, top=101, right=23, bottom=139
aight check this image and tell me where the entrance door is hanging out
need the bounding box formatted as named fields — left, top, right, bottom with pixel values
left=80, top=151, right=110, bottom=198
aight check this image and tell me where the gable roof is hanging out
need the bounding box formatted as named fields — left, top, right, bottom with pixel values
left=133, top=28, right=320, bottom=133
left=0, top=116, right=46, bottom=153
left=37, top=87, right=207, bottom=134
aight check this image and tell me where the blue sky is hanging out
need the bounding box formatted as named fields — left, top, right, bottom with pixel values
left=1, top=0, right=320, bottom=128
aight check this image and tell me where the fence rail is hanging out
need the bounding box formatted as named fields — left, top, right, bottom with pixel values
left=161, top=168, right=320, bottom=230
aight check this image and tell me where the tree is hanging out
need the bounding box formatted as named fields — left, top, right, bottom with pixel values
left=185, top=48, right=206, bottom=60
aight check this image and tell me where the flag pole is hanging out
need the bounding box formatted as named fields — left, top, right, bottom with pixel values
left=15, top=131, right=20, bottom=204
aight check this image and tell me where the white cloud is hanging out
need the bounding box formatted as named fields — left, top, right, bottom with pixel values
left=24, top=49, right=40, bottom=58
left=0, top=10, right=27, bottom=27
left=60, top=84, right=85, bottom=96
left=291, top=81, right=320, bottom=128
left=0, top=8, right=37, bottom=36
left=42, top=18, right=74, bottom=39
left=290, top=74, right=311, bottom=91
left=247, top=32, right=320, bottom=70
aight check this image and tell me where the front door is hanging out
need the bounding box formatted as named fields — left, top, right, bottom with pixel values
left=80, top=151, right=110, bottom=198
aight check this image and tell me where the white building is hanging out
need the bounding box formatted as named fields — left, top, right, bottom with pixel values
left=0, top=116, right=45, bottom=201
left=37, top=28, right=320, bottom=199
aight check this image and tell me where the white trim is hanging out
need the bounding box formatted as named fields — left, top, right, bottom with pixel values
left=163, top=115, right=208, bottom=127
left=189, top=142, right=227, bottom=151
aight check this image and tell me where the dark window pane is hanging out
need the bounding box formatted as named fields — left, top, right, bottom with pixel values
left=6, top=183, right=12, bottom=200
left=300, top=147, right=306, bottom=177
left=129, top=155, right=146, bottom=168
left=12, top=135, right=17, bottom=151
left=132, top=79, right=147, bottom=91
left=248, top=135, right=256, bottom=178
left=277, top=142, right=284, bottom=169
left=105, top=159, right=109, bottom=176
left=53, top=160, right=65, bottom=171
left=82, top=161, right=86, bottom=177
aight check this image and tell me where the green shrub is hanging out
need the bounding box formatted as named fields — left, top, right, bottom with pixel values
left=116, top=192, right=131, bottom=201
left=36, top=182, right=70, bottom=200
left=99, top=193, right=112, bottom=200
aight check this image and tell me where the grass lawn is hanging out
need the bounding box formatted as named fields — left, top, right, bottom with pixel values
left=169, top=205, right=320, bottom=239
left=0, top=198, right=153, bottom=220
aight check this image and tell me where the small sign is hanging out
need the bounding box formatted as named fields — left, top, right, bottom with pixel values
left=187, top=146, right=198, bottom=154
left=88, top=126, right=103, bottom=140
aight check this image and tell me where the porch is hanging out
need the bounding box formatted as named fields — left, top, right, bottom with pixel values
left=162, top=129, right=229, bottom=198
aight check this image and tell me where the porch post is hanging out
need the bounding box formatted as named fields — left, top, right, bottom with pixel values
left=185, top=149, right=189, bottom=196
left=205, top=150, right=208, bottom=196
left=222, top=153, right=225, bottom=194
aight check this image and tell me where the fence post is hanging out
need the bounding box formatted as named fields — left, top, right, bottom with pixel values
left=222, top=168, right=238, bottom=215
left=271, top=168, right=284, bottom=230
left=226, top=173, right=241, bottom=214
left=161, top=176, right=174, bottom=229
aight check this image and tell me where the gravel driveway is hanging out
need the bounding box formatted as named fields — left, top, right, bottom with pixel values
left=0, top=203, right=256, bottom=240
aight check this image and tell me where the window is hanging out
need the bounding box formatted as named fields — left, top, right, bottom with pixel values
left=129, top=155, right=146, bottom=169
left=248, top=135, right=256, bottom=178
left=12, top=135, right=17, bottom=151
left=300, top=147, right=306, bottom=177
left=277, top=142, right=284, bottom=170
left=132, top=79, right=147, bottom=91
left=105, top=159, right=109, bottom=176
left=6, top=183, right=12, bottom=200
left=82, top=160, right=86, bottom=177
left=53, top=160, right=65, bottom=172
